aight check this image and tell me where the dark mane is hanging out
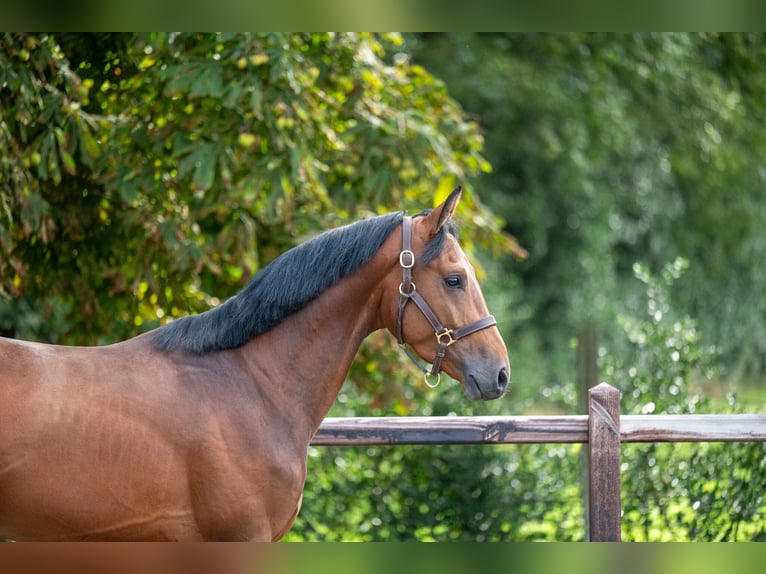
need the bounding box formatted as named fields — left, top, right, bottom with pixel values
left=153, top=210, right=456, bottom=355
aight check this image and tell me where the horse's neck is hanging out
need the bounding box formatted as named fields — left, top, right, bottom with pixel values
left=237, top=260, right=389, bottom=438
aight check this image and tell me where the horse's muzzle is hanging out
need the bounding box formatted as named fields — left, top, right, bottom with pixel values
left=463, top=364, right=510, bottom=401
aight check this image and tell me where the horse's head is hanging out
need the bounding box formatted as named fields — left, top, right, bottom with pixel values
left=383, top=186, right=510, bottom=401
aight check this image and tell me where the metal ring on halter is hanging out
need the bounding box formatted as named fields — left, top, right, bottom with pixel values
left=399, top=250, right=415, bottom=269
left=423, top=371, right=441, bottom=388
left=399, top=281, right=416, bottom=296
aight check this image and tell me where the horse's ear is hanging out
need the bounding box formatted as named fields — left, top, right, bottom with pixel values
left=424, top=185, right=462, bottom=236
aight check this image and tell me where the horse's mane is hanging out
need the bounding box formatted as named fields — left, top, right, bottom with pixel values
left=153, top=210, right=457, bottom=355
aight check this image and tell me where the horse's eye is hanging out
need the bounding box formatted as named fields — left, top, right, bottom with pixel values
left=444, top=275, right=463, bottom=289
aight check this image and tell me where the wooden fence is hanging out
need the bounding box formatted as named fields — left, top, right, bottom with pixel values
left=311, top=383, right=766, bottom=541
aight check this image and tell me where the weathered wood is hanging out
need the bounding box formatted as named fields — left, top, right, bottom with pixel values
left=313, top=413, right=766, bottom=446
left=312, top=415, right=589, bottom=446
left=621, top=414, right=766, bottom=443
left=588, top=383, right=622, bottom=542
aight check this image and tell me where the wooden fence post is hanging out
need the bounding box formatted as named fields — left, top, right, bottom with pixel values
left=588, top=383, right=622, bottom=541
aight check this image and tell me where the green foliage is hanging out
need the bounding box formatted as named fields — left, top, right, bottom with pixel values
left=603, top=259, right=765, bottom=541
left=610, top=258, right=716, bottom=416
left=287, top=440, right=584, bottom=542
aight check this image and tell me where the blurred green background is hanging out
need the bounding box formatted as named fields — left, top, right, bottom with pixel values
left=1, top=32, right=764, bottom=541
left=4, top=0, right=766, bottom=30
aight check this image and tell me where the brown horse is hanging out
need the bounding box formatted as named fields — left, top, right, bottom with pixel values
left=0, top=187, right=509, bottom=541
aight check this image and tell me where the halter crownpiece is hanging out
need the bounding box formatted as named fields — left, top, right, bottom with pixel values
left=395, top=215, right=497, bottom=388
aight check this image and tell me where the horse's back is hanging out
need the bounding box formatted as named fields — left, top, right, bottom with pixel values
left=0, top=335, right=157, bottom=441
left=0, top=336, right=57, bottom=445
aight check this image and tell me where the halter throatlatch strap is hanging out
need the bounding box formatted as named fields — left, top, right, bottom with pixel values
left=395, top=215, right=497, bottom=388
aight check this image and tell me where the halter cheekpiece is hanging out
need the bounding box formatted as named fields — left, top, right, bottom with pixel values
left=395, top=215, right=498, bottom=388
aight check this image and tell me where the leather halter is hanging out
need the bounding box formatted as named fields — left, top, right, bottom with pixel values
left=395, top=215, right=498, bottom=388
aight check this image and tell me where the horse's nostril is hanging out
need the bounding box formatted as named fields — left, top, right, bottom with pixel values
left=498, top=367, right=509, bottom=388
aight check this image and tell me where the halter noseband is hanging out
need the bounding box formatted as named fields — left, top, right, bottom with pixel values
left=395, top=215, right=497, bottom=388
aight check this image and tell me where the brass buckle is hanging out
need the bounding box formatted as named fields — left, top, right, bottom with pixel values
left=435, top=328, right=456, bottom=347
left=399, top=250, right=415, bottom=269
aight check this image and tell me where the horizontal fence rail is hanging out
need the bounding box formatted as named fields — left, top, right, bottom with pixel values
left=313, top=413, right=766, bottom=445
left=311, top=383, right=766, bottom=541
left=313, top=415, right=589, bottom=445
